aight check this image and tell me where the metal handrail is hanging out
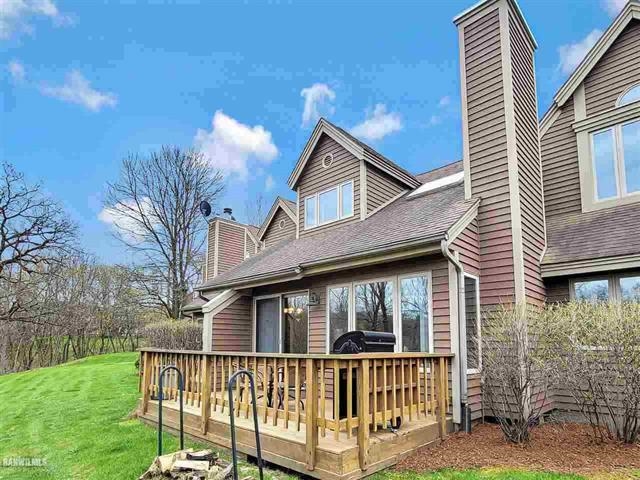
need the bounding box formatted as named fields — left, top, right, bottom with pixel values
left=157, top=365, right=184, bottom=456
left=228, top=370, right=264, bottom=480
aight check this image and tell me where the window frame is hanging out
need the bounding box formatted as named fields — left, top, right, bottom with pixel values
left=325, top=271, right=433, bottom=354
left=617, top=84, right=640, bottom=108
left=304, top=180, right=355, bottom=230
left=463, top=273, right=481, bottom=374
left=569, top=275, right=614, bottom=302
left=253, top=290, right=310, bottom=354
left=619, top=273, right=640, bottom=302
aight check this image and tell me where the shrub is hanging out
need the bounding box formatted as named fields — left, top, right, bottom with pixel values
left=479, top=304, right=558, bottom=444
left=549, top=301, right=640, bottom=444
left=143, top=319, right=202, bottom=350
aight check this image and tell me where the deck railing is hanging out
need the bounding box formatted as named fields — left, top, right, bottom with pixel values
left=139, top=348, right=453, bottom=471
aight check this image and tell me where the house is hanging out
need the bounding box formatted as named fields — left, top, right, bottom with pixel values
left=144, top=0, right=640, bottom=477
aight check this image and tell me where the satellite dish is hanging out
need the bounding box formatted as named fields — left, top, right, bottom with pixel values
left=199, top=200, right=212, bottom=217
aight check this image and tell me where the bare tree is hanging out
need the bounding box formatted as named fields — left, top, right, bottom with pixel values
left=244, top=192, right=267, bottom=227
left=104, top=147, right=224, bottom=318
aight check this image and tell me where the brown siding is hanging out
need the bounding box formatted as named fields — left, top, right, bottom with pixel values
left=463, top=8, right=516, bottom=307
left=211, top=295, right=252, bottom=352
left=206, top=222, right=216, bottom=281
left=298, top=134, right=360, bottom=237
left=245, top=231, right=258, bottom=258
left=509, top=12, right=546, bottom=306
left=216, top=221, right=246, bottom=275
left=451, top=220, right=482, bottom=420
left=544, top=277, right=570, bottom=304
left=262, top=208, right=296, bottom=248
left=366, top=164, right=406, bottom=213
left=585, top=20, right=640, bottom=117
left=540, top=98, right=582, bottom=218
left=251, top=255, right=451, bottom=354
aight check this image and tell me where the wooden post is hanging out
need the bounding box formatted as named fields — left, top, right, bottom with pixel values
left=200, top=354, right=212, bottom=434
left=141, top=352, right=151, bottom=414
left=305, top=358, right=318, bottom=471
left=436, top=357, right=448, bottom=439
left=357, top=359, right=370, bottom=471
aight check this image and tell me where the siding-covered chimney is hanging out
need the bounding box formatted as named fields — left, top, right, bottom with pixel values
left=206, top=218, right=257, bottom=280
left=455, top=0, right=546, bottom=307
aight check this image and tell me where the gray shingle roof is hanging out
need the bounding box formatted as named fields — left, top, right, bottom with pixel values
left=542, top=203, right=640, bottom=266
left=200, top=183, right=477, bottom=289
left=415, top=160, right=463, bottom=184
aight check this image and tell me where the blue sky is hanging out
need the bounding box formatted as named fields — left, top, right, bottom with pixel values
left=0, top=0, right=626, bottom=263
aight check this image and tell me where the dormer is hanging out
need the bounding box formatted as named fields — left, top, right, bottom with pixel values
left=541, top=1, right=640, bottom=215
left=288, top=119, right=421, bottom=238
left=257, top=196, right=297, bottom=248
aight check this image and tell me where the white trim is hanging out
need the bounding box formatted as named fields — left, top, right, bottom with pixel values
left=359, top=159, right=367, bottom=220
left=325, top=271, right=434, bottom=354
left=407, top=171, right=464, bottom=198
left=617, top=84, right=640, bottom=108
left=204, top=222, right=211, bottom=281
left=463, top=273, right=481, bottom=374
left=458, top=23, right=472, bottom=200
left=213, top=220, right=220, bottom=277
left=303, top=180, right=355, bottom=230
left=202, top=289, right=242, bottom=352
left=257, top=197, right=297, bottom=242
left=322, top=153, right=334, bottom=168
left=296, top=188, right=300, bottom=239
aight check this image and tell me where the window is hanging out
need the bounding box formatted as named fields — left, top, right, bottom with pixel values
left=400, top=275, right=429, bottom=352
left=620, top=275, right=640, bottom=302
left=282, top=293, right=308, bottom=354
left=590, top=120, right=640, bottom=201
left=328, top=286, right=349, bottom=350
left=319, top=188, right=338, bottom=224
left=355, top=281, right=394, bottom=333
left=618, top=84, right=640, bottom=107
left=573, top=279, right=610, bottom=302
left=464, top=275, right=481, bottom=371
left=304, top=181, right=354, bottom=229
left=305, top=196, right=317, bottom=228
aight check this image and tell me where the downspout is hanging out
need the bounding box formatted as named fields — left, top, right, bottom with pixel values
left=441, top=237, right=472, bottom=433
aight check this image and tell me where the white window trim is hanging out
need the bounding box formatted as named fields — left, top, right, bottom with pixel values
left=617, top=84, right=640, bottom=108
left=463, top=273, right=481, bottom=375
left=253, top=290, right=310, bottom=354
left=304, top=180, right=355, bottom=230
left=325, top=271, right=433, bottom=354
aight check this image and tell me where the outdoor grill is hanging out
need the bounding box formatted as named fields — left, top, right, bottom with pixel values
left=331, top=330, right=396, bottom=354
left=332, top=331, right=396, bottom=420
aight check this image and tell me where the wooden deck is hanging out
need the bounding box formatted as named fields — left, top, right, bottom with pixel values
left=137, top=348, right=454, bottom=479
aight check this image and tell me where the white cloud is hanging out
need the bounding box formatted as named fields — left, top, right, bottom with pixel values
left=264, top=174, right=275, bottom=192
left=602, top=0, right=627, bottom=16
left=438, top=96, right=450, bottom=108
left=7, top=60, right=25, bottom=81
left=194, top=110, right=278, bottom=179
left=98, top=197, right=156, bottom=243
left=300, top=83, right=336, bottom=127
left=557, top=29, right=603, bottom=76
left=40, top=70, right=117, bottom=111
left=350, top=104, right=402, bottom=142
left=427, top=115, right=441, bottom=127
left=0, top=0, right=73, bottom=39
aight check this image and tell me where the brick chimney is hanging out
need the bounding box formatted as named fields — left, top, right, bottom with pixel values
left=455, top=0, right=546, bottom=307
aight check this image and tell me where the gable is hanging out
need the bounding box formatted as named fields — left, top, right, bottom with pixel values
left=298, top=133, right=361, bottom=236
left=262, top=207, right=296, bottom=247
left=584, top=19, right=640, bottom=116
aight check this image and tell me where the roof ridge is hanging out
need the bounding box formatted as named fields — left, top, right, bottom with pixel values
left=414, top=159, right=463, bottom=177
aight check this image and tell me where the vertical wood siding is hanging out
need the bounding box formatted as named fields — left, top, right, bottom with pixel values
left=509, top=12, right=546, bottom=305
left=206, top=222, right=216, bottom=281
left=211, top=295, right=252, bottom=352
left=251, top=255, right=451, bottom=355
left=464, top=8, right=516, bottom=307
left=298, top=134, right=360, bottom=237
left=585, top=20, right=640, bottom=117
left=262, top=208, right=296, bottom=248
left=216, top=222, right=246, bottom=275
left=540, top=98, right=582, bottom=217
left=366, top=164, right=406, bottom=213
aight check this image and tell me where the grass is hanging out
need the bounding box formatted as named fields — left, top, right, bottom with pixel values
left=0, top=353, right=595, bottom=480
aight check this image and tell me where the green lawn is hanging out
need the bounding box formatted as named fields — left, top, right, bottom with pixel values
left=0, top=353, right=584, bottom=480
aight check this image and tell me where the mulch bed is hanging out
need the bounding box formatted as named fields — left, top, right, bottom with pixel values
left=396, top=422, right=640, bottom=477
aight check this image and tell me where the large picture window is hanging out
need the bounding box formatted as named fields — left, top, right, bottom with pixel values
left=327, top=272, right=433, bottom=353
left=620, top=275, right=640, bottom=302
left=304, top=180, right=354, bottom=229
left=400, top=275, right=429, bottom=352
left=572, top=274, right=640, bottom=303
left=573, top=279, right=610, bottom=302
left=327, top=286, right=349, bottom=351
left=355, top=281, right=394, bottom=333
left=591, top=119, right=640, bottom=201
